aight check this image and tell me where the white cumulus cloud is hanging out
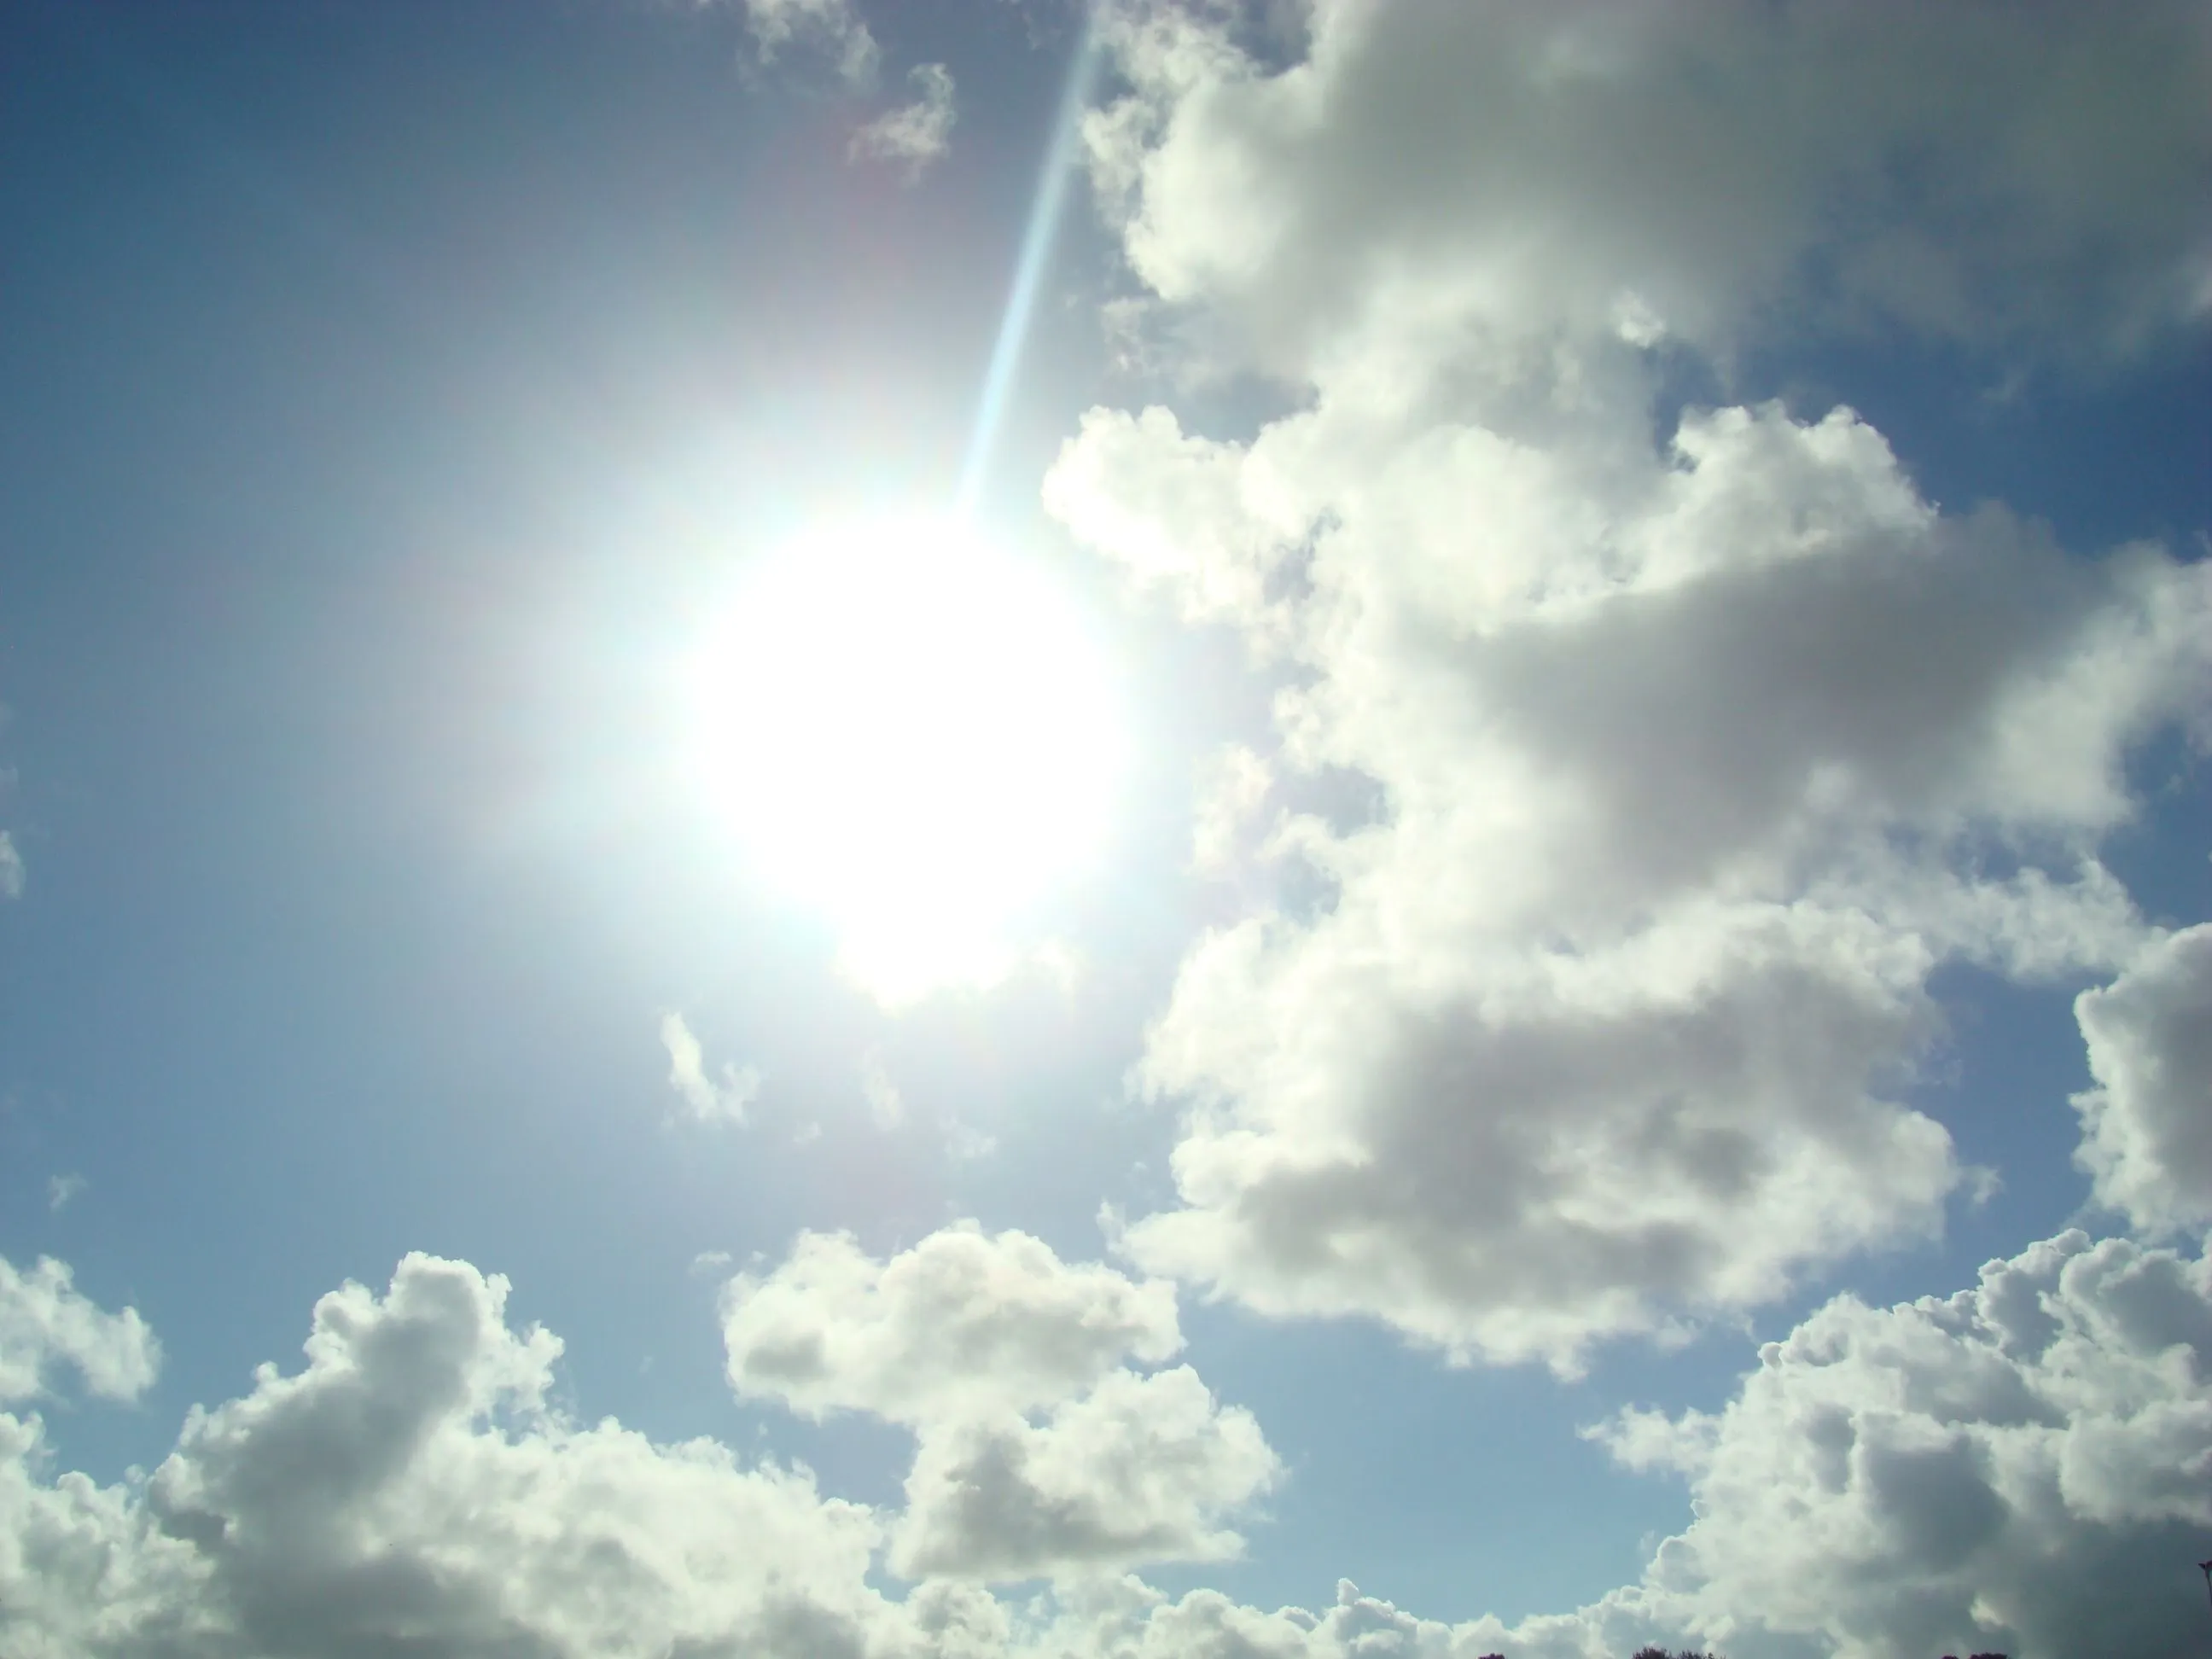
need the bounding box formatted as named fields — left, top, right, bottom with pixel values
left=1088, top=0, right=2212, bottom=374
left=0, top=1254, right=158, bottom=1406
left=891, top=1364, right=1277, bottom=1581
left=724, top=1225, right=1276, bottom=1580
left=1584, top=1227, right=2212, bottom=1659
left=2075, top=923, right=2212, bottom=1233
left=0, top=1252, right=995, bottom=1659
left=1042, top=0, right=2212, bottom=1373
left=723, top=1224, right=1182, bottom=1425
left=0, top=830, right=21, bottom=899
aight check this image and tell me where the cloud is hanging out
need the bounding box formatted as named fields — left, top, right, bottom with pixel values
left=722, top=1224, right=1181, bottom=1426
left=1043, top=2, right=2212, bottom=1372
left=661, top=1010, right=763, bottom=1125
left=1087, top=1, right=2212, bottom=374
left=0, top=1254, right=159, bottom=1405
left=1582, top=1227, right=2212, bottom=1659
left=1051, top=387, right=2206, bottom=1371
left=1189, top=743, right=1272, bottom=877
left=2074, top=923, right=2212, bottom=1233
left=724, top=1225, right=1276, bottom=1580
left=0, top=1250, right=1275, bottom=1652
left=0, top=1252, right=999, bottom=1659
left=8, top=1240, right=2205, bottom=1658
left=736, top=0, right=878, bottom=85
left=46, top=1174, right=86, bottom=1213
left=0, top=830, right=21, bottom=899
left=861, top=1049, right=904, bottom=1129
left=892, top=1364, right=1276, bottom=1582
left=853, top=62, right=958, bottom=178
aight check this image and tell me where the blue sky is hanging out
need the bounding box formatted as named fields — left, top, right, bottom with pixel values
left=2, top=5, right=2210, bottom=1657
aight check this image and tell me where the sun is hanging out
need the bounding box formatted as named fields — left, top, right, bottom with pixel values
left=684, top=514, right=1125, bottom=1000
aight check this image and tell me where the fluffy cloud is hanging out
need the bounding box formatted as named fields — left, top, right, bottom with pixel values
left=0, top=1254, right=158, bottom=1405
left=0, top=830, right=20, bottom=899
left=661, top=1010, right=763, bottom=1125
left=1089, top=0, right=2212, bottom=374
left=1051, top=387, right=2206, bottom=1370
left=1044, top=2, right=2212, bottom=1371
left=723, top=1224, right=1181, bottom=1424
left=1585, top=1228, right=2212, bottom=1659
left=13, top=1239, right=2207, bottom=1659
left=890, top=1365, right=1276, bottom=1581
left=725, top=1226, right=1277, bottom=1580
left=853, top=63, right=958, bottom=178
left=0, top=1252, right=1012, bottom=1659
left=2075, top=924, right=2212, bottom=1233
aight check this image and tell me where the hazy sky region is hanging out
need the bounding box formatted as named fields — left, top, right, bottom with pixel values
left=3, top=4, right=2210, bottom=1656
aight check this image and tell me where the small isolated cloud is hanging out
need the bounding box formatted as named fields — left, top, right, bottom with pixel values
left=850, top=62, right=957, bottom=178
left=0, top=830, right=22, bottom=899
left=2074, top=923, right=2212, bottom=1232
left=859, top=1050, right=903, bottom=1129
left=46, top=1174, right=85, bottom=1213
left=736, top=0, right=877, bottom=84
left=0, top=1254, right=159, bottom=1404
left=659, top=1012, right=762, bottom=1126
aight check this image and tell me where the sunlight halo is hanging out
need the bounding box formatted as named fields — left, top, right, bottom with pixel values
left=685, top=515, right=1125, bottom=1002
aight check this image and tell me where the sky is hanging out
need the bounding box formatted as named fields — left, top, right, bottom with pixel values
left=1, top=3, right=2210, bottom=1657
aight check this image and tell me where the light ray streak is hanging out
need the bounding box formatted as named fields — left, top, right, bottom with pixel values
left=954, top=10, right=1102, bottom=521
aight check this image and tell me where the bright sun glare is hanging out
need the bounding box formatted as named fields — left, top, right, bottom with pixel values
left=687, top=515, right=1125, bottom=1000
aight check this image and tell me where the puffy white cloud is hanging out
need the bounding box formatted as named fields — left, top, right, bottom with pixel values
left=0, top=1254, right=158, bottom=1406
left=1051, top=381, right=2207, bottom=1370
left=0, top=1252, right=1017, bottom=1659
left=1045, top=0, right=2212, bottom=1371
left=2075, top=924, right=2212, bottom=1232
left=661, top=1010, right=762, bottom=1125
left=0, top=830, right=20, bottom=899
left=724, top=1224, right=1181, bottom=1425
left=141, top=1254, right=912, bottom=1658
left=17, top=1237, right=2207, bottom=1659
left=1088, top=0, right=2212, bottom=375
left=853, top=63, right=958, bottom=178
left=1584, top=1228, right=2212, bottom=1659
left=891, top=1365, right=1277, bottom=1582
left=738, top=0, right=879, bottom=85
left=725, top=1226, right=1277, bottom=1581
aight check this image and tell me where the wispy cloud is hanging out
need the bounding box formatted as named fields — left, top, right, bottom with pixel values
left=850, top=62, right=957, bottom=178
left=858, top=1049, right=901, bottom=1129
left=658, top=1012, right=762, bottom=1126
left=735, top=0, right=877, bottom=85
